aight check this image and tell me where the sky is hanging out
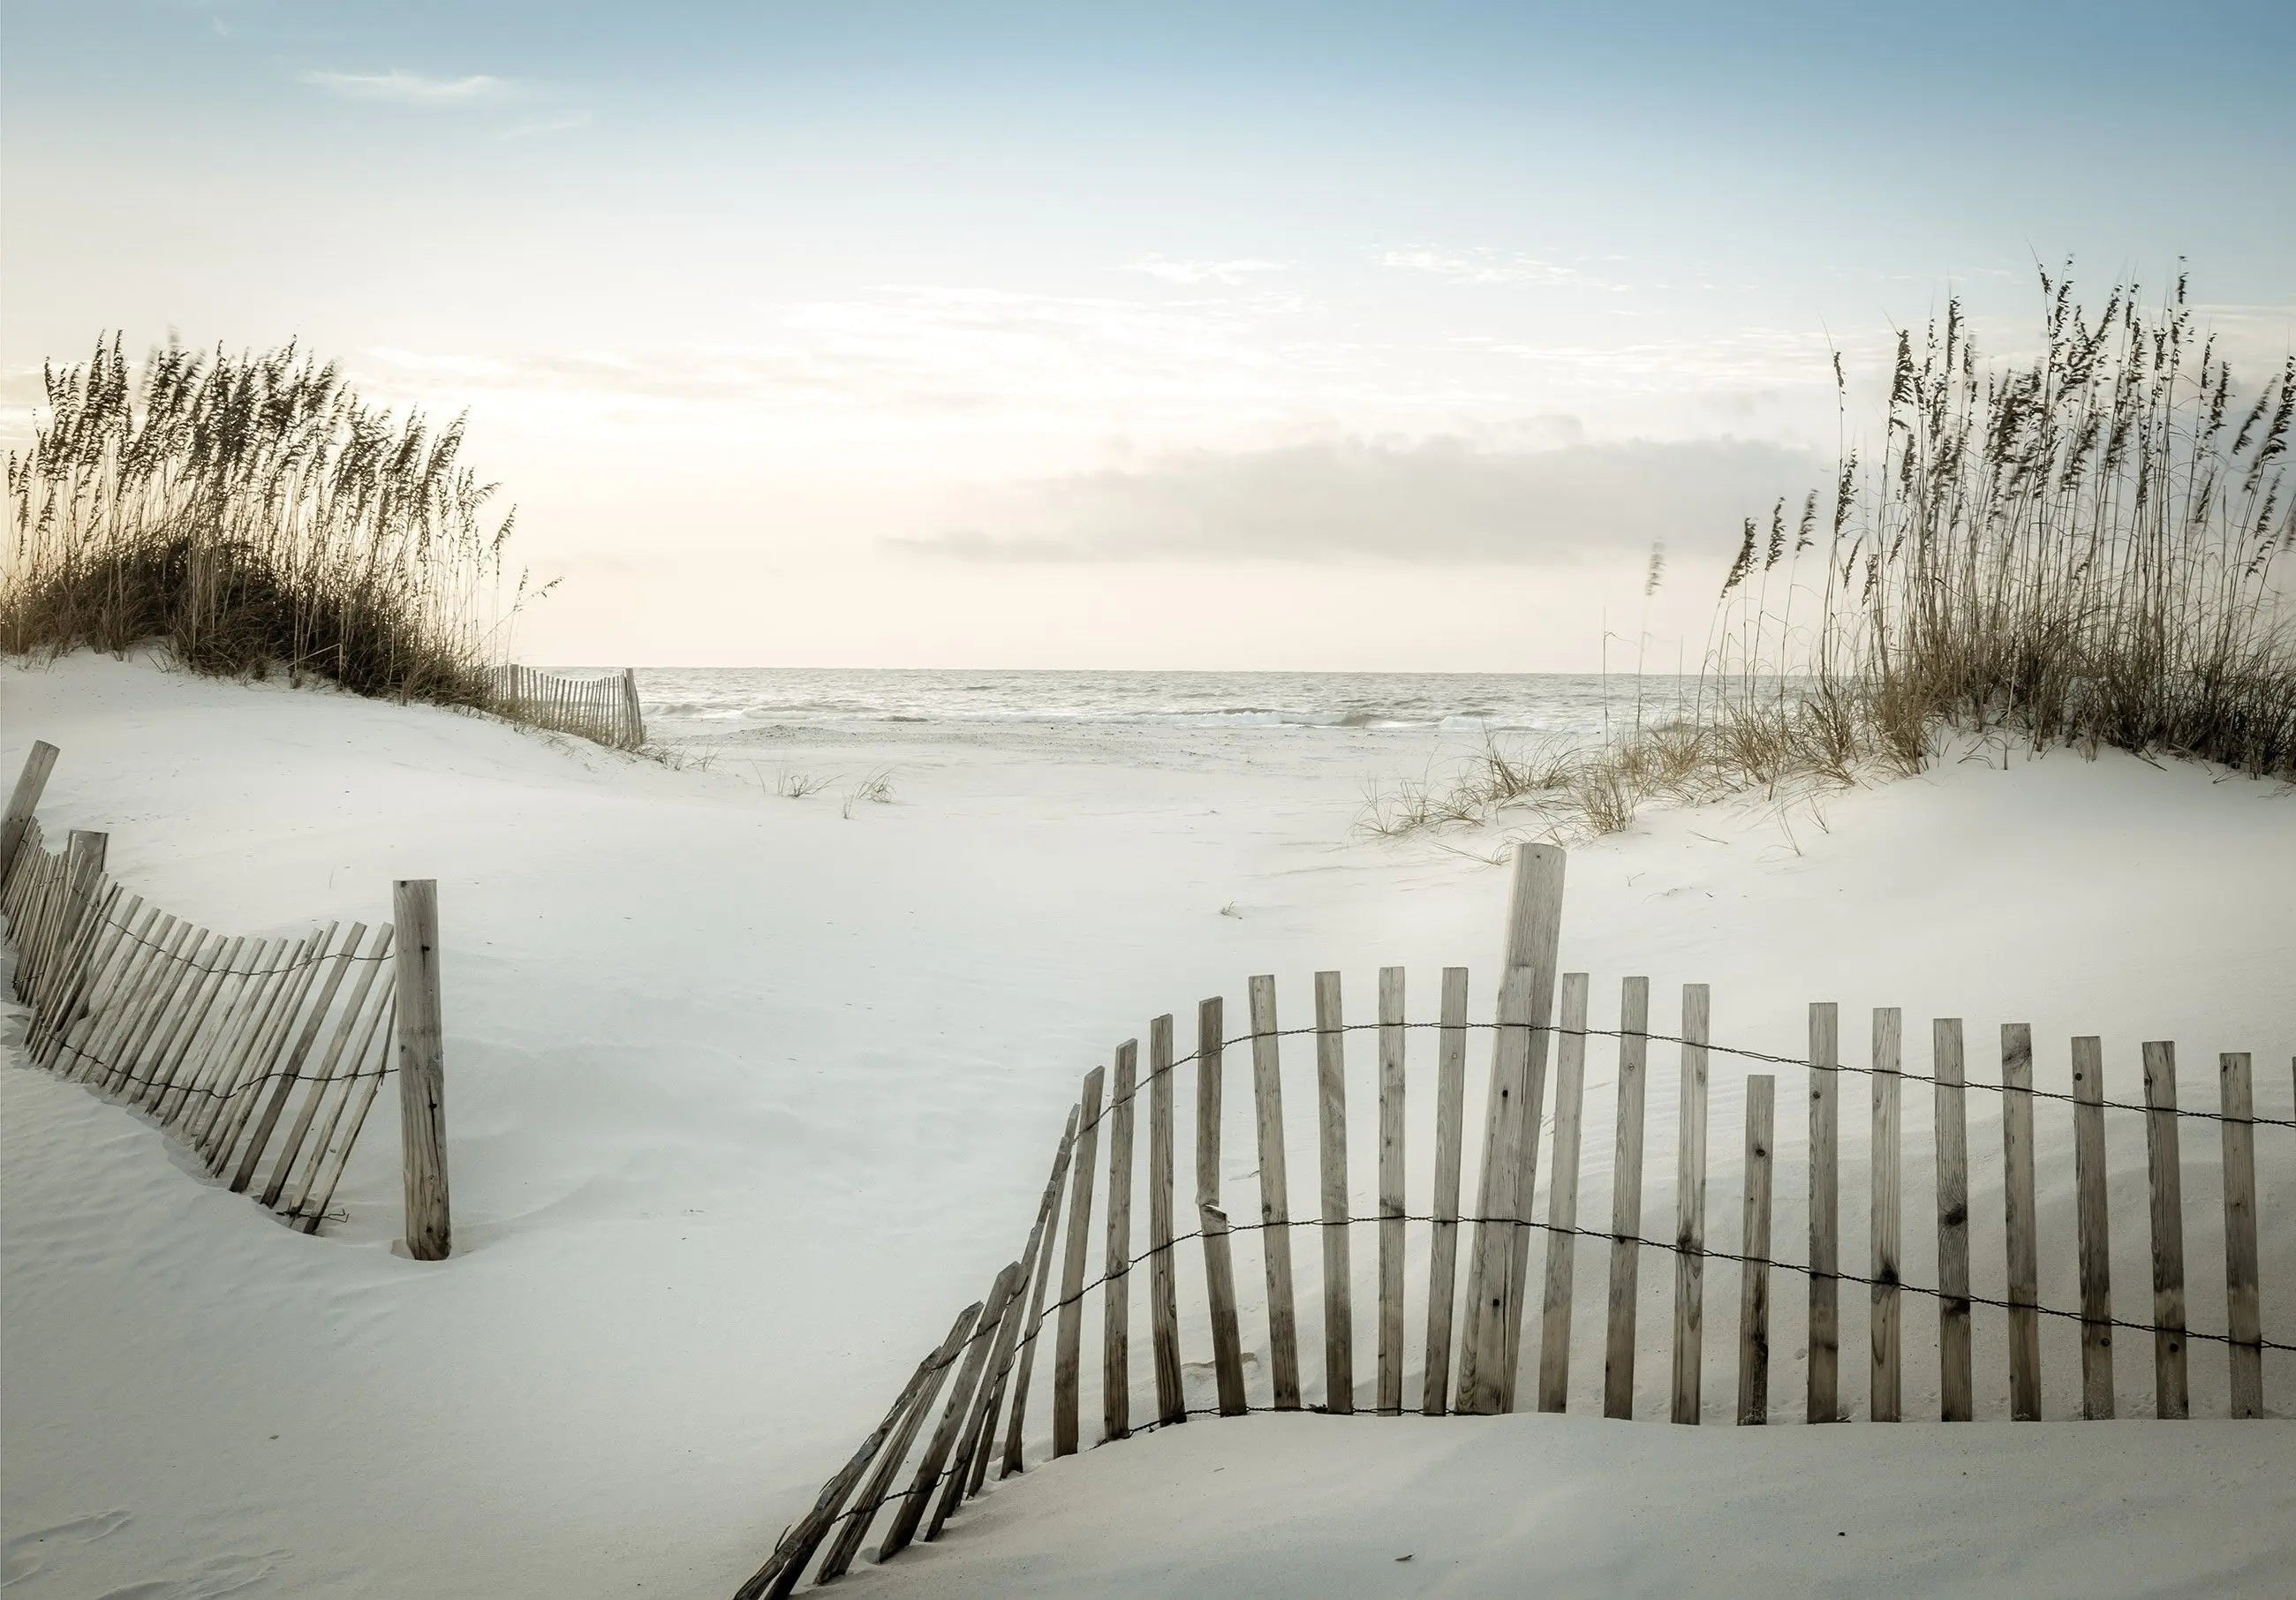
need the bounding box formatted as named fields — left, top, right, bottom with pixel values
left=4, top=0, right=2292, bottom=668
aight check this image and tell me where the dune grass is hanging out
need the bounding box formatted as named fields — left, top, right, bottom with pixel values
left=1370, top=268, right=2296, bottom=842
left=3, top=335, right=548, bottom=707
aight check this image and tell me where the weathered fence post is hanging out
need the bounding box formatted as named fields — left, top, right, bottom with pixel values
left=2001, top=1023, right=2042, bottom=1420
left=1312, top=970, right=1354, bottom=1414
left=1146, top=1014, right=1186, bottom=1427
left=1102, top=1039, right=1137, bottom=1443
left=1807, top=1001, right=1840, bottom=1423
left=1602, top=976, right=1650, bottom=1421
left=1194, top=996, right=1250, bottom=1417
left=1458, top=842, right=1566, bottom=1415
left=1420, top=968, right=1471, bottom=1416
left=1052, top=1064, right=1105, bottom=1455
left=1376, top=966, right=1408, bottom=1415
left=1736, top=1073, right=1775, bottom=1425
left=1670, top=982, right=1711, bottom=1424
left=2070, top=1035, right=2114, bottom=1418
left=1247, top=975, right=1303, bottom=1410
left=1869, top=1007, right=1903, bottom=1422
left=392, top=879, right=451, bottom=1261
left=1537, top=970, right=1590, bottom=1413
left=622, top=668, right=646, bottom=748
left=1, top=741, right=58, bottom=884
left=2141, top=1041, right=2188, bottom=1419
left=2218, top=1052, right=2262, bottom=1418
left=1933, top=1018, right=1972, bottom=1422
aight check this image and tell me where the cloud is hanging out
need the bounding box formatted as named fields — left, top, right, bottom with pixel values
left=1382, top=247, right=1629, bottom=292
left=301, top=69, right=523, bottom=106
left=884, top=435, right=1823, bottom=566
left=1125, top=256, right=1286, bottom=287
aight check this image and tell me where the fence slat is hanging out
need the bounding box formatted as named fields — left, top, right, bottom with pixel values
left=1248, top=974, right=1302, bottom=1411
left=230, top=922, right=368, bottom=1193
left=393, top=880, right=451, bottom=1260
left=2141, top=1041, right=2188, bottom=1420
left=1421, top=967, right=1471, bottom=1416
left=46, top=895, right=147, bottom=1076
left=77, top=909, right=179, bottom=1085
left=1312, top=970, right=1354, bottom=1415
left=1807, top=1000, right=1839, bottom=1423
left=1376, top=966, right=1407, bottom=1416
left=1736, top=1073, right=1775, bottom=1425
left=1870, top=1007, right=1903, bottom=1423
left=996, top=1106, right=1079, bottom=1477
left=2071, top=1034, right=2114, bottom=1419
left=0, top=741, right=58, bottom=881
left=1460, top=844, right=1570, bottom=1414
left=1603, top=976, right=1650, bottom=1421
left=1670, top=983, right=1711, bottom=1424
left=736, top=1342, right=945, bottom=1600
left=813, top=1301, right=984, bottom=1582
left=1194, top=996, right=1249, bottom=1418
left=2001, top=1023, right=2042, bottom=1420
left=1537, top=971, right=1590, bottom=1413
left=261, top=926, right=394, bottom=1209
left=116, top=925, right=219, bottom=1104
left=931, top=1260, right=1032, bottom=1541
left=2219, top=1052, right=2262, bottom=1419
left=1146, top=1014, right=1185, bottom=1427
left=291, top=992, right=397, bottom=1232
left=1934, top=1018, right=1972, bottom=1422
left=880, top=1263, right=1023, bottom=1562
left=1459, top=842, right=1566, bottom=1415
left=1102, top=1039, right=1137, bottom=1444
left=1052, top=1064, right=1106, bottom=1457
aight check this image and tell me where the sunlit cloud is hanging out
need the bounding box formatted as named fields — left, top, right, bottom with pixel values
left=300, top=69, right=524, bottom=106
left=1125, top=256, right=1287, bottom=286
left=1382, top=247, right=1631, bottom=292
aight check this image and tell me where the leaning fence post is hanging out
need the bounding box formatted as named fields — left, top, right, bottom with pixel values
left=1457, top=842, right=1566, bottom=1415
left=1, top=740, right=58, bottom=888
left=392, top=879, right=451, bottom=1261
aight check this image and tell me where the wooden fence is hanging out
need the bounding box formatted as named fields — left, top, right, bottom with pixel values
left=1, top=740, right=453, bottom=1257
left=736, top=842, right=2291, bottom=1597
left=487, top=664, right=646, bottom=751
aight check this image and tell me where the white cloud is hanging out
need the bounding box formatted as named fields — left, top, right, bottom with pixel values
left=301, top=69, right=523, bottom=106
left=1125, top=256, right=1286, bottom=286
left=1382, top=247, right=1629, bottom=291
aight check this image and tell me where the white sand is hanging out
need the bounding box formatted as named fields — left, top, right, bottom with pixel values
left=3, top=653, right=2291, bottom=1598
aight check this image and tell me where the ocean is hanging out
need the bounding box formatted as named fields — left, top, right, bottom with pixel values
left=616, top=668, right=1696, bottom=749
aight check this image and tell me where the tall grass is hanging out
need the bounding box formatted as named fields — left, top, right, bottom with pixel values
left=3, top=335, right=547, bottom=705
left=1371, top=268, right=2296, bottom=841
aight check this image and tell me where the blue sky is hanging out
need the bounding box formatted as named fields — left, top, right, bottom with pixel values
left=5, top=1, right=2292, bottom=666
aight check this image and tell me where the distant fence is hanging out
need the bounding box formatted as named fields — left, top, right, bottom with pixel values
left=736, top=843, right=2291, bottom=1596
left=487, top=665, right=646, bottom=751
left=1, top=741, right=453, bottom=1257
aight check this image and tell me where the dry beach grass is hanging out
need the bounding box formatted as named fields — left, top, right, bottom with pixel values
left=1368, top=269, right=2296, bottom=842
left=2, top=336, right=547, bottom=712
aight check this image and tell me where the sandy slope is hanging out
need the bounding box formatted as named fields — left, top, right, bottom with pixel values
left=3, top=654, right=2291, bottom=1598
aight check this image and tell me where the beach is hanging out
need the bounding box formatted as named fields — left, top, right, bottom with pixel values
left=4, top=653, right=2292, bottom=1596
